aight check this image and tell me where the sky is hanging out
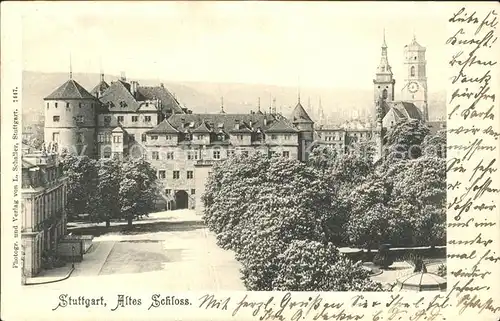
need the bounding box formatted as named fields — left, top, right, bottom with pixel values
left=21, top=2, right=456, bottom=90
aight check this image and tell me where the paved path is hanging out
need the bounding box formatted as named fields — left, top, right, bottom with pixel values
left=24, top=210, right=246, bottom=291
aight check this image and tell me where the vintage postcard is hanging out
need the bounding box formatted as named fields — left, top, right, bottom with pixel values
left=1, top=1, right=499, bottom=320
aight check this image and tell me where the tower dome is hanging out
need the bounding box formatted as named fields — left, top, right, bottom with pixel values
left=44, top=78, right=98, bottom=157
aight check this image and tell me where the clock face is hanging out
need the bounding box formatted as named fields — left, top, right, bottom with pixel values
left=408, top=82, right=419, bottom=93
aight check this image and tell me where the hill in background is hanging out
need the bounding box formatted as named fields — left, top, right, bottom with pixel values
left=22, top=71, right=446, bottom=128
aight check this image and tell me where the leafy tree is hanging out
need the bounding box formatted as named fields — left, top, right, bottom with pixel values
left=387, top=156, right=446, bottom=247
left=273, top=240, right=384, bottom=291
left=345, top=175, right=396, bottom=250
left=88, top=157, right=121, bottom=227
left=384, top=119, right=430, bottom=161
left=118, top=157, right=158, bottom=228
left=60, top=154, right=98, bottom=219
left=422, top=129, right=446, bottom=158
left=307, top=144, right=338, bottom=172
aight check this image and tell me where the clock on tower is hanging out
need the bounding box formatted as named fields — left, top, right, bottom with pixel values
left=402, top=35, right=428, bottom=121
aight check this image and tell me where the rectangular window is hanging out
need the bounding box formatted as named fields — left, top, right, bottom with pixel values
left=166, top=152, right=174, bottom=160
left=238, top=135, right=244, bottom=140
left=284, top=134, right=291, bottom=140
left=98, top=133, right=104, bottom=143
left=117, top=116, right=124, bottom=122
left=145, top=116, right=152, bottom=122
left=104, top=116, right=111, bottom=124
left=76, top=133, right=84, bottom=144
left=158, top=170, right=166, bottom=179
left=166, top=135, right=171, bottom=140
left=152, top=151, right=159, bottom=160
left=191, top=189, right=196, bottom=195
left=283, top=151, right=290, bottom=158
left=173, top=171, right=180, bottom=179
left=53, top=116, right=60, bottom=122
left=187, top=152, right=193, bottom=160
left=142, top=134, right=147, bottom=142
left=165, top=189, right=171, bottom=195
left=47, top=102, right=49, bottom=109
left=271, top=134, right=277, bottom=140
left=66, top=102, right=70, bottom=108
left=76, top=115, right=84, bottom=123
left=197, top=135, right=204, bottom=140
left=103, top=149, right=111, bottom=158
left=55, top=102, right=58, bottom=108
left=79, top=103, right=83, bottom=108
left=113, top=136, right=122, bottom=143
left=242, top=150, right=249, bottom=157
left=187, top=171, right=193, bottom=179
left=132, top=116, right=139, bottom=122
left=52, top=132, right=60, bottom=142
left=151, top=135, right=159, bottom=140
left=213, top=150, right=220, bottom=159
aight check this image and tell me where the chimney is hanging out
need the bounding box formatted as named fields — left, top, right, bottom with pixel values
left=130, top=81, right=138, bottom=98
left=263, top=118, right=267, bottom=126
left=120, top=71, right=126, bottom=81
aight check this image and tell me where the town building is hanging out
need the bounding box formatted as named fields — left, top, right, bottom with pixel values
left=21, top=143, right=68, bottom=280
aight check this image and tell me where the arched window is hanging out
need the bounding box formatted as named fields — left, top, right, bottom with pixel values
left=382, top=89, right=388, bottom=99
left=410, top=66, right=415, bottom=77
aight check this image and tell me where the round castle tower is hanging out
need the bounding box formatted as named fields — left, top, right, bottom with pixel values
left=44, top=77, right=98, bottom=157
left=290, top=98, right=314, bottom=161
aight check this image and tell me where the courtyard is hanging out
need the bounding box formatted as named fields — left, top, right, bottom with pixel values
left=24, top=210, right=246, bottom=291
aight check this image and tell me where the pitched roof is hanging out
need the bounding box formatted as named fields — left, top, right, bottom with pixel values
left=384, top=101, right=422, bottom=121
left=192, top=121, right=212, bottom=133
left=44, top=79, right=96, bottom=100
left=146, top=119, right=179, bottom=134
left=136, top=86, right=185, bottom=114
left=266, top=118, right=298, bottom=133
left=98, top=80, right=140, bottom=112
left=405, top=36, right=425, bottom=50
left=149, top=113, right=296, bottom=135
left=290, top=102, right=313, bottom=123
left=91, top=80, right=110, bottom=96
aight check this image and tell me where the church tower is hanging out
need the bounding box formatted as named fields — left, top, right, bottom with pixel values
left=373, top=30, right=396, bottom=104
left=402, top=35, right=428, bottom=121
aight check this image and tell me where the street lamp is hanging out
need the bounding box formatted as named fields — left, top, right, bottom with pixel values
left=71, top=245, right=75, bottom=269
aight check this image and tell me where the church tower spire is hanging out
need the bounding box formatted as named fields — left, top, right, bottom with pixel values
left=373, top=29, right=396, bottom=105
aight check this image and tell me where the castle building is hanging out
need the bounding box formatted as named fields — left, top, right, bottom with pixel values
left=21, top=144, right=68, bottom=279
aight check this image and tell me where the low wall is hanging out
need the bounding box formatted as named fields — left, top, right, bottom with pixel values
left=57, top=240, right=83, bottom=262
left=341, top=246, right=446, bottom=263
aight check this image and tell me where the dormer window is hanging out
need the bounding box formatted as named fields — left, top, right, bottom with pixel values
left=120, top=101, right=127, bottom=108
left=189, top=122, right=195, bottom=128
left=217, top=133, right=224, bottom=141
